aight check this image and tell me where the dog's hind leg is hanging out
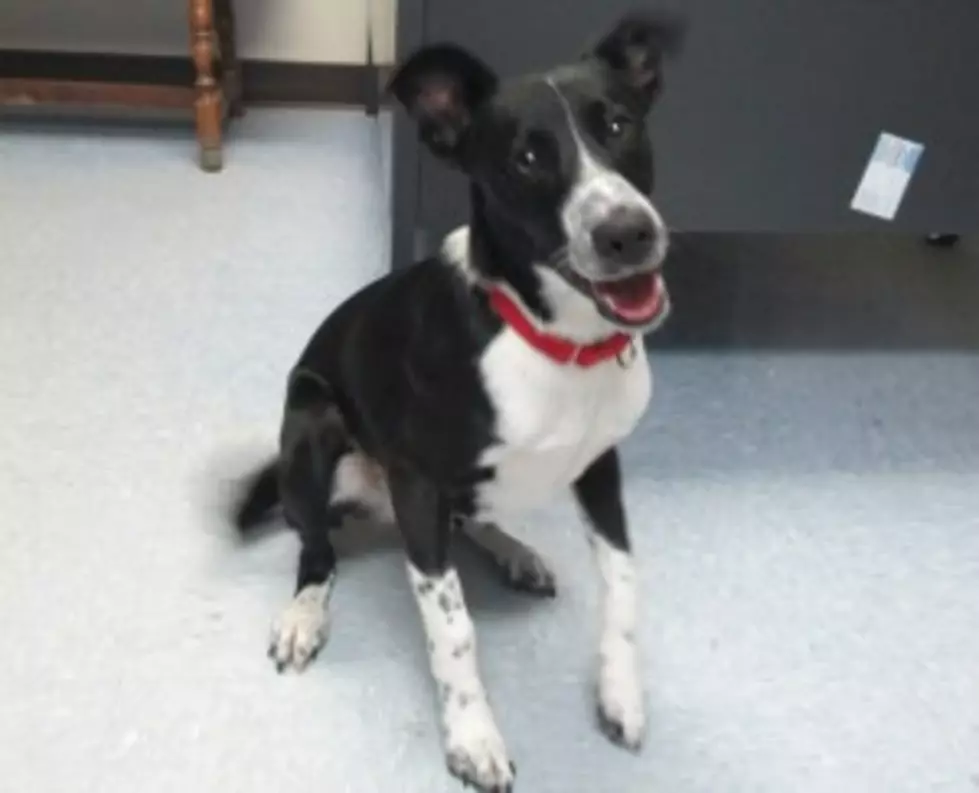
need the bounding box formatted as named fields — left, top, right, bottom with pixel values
left=459, top=520, right=557, bottom=598
left=272, top=448, right=393, bottom=672
left=268, top=372, right=376, bottom=673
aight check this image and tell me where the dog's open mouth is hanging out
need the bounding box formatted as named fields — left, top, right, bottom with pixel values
left=590, top=271, right=667, bottom=327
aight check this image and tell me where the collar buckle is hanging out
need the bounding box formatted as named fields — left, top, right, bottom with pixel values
left=616, top=339, right=638, bottom=369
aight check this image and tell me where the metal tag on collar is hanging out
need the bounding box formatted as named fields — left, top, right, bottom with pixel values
left=617, top=339, right=638, bottom=369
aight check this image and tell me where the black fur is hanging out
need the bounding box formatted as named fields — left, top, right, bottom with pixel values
left=231, top=11, right=687, bottom=789
left=233, top=10, right=686, bottom=538
left=574, top=448, right=630, bottom=552
left=592, top=10, right=686, bottom=107
left=231, top=4, right=687, bottom=613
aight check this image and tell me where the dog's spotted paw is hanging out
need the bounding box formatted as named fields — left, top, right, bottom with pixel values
left=267, top=582, right=332, bottom=673
left=444, top=703, right=515, bottom=792
left=596, top=637, right=645, bottom=752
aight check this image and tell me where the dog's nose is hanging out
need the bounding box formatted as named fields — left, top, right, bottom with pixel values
left=591, top=208, right=656, bottom=267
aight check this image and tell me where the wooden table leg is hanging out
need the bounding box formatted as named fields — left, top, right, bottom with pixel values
left=214, top=0, right=244, bottom=118
left=189, top=0, right=223, bottom=171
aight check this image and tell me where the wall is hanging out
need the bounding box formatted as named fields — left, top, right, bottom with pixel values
left=0, top=0, right=397, bottom=64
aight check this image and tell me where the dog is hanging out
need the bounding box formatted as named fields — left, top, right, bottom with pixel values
left=233, top=11, right=685, bottom=792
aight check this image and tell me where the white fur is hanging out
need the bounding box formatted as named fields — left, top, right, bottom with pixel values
left=475, top=321, right=651, bottom=522
left=547, top=77, right=669, bottom=281
left=592, top=533, right=645, bottom=748
left=440, top=226, right=653, bottom=527
left=419, top=226, right=656, bottom=528
left=332, top=451, right=394, bottom=523
left=421, top=226, right=652, bottom=762
left=269, top=578, right=334, bottom=671
left=441, top=226, right=476, bottom=284
left=442, top=226, right=652, bottom=752
left=408, top=564, right=514, bottom=790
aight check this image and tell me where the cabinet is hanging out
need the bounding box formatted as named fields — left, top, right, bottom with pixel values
left=391, top=0, right=979, bottom=267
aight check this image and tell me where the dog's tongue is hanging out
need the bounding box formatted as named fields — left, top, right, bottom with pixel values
left=593, top=272, right=661, bottom=320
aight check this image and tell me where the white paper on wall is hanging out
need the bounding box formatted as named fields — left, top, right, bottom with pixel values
left=851, top=132, right=925, bottom=221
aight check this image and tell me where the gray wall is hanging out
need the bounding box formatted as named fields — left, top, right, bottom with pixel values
left=393, top=0, right=979, bottom=266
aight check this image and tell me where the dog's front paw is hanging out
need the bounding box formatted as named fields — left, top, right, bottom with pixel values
left=596, top=636, right=645, bottom=752
left=268, top=583, right=331, bottom=673
left=444, top=702, right=515, bottom=792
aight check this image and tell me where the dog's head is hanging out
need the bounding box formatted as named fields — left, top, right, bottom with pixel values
left=390, top=11, right=686, bottom=336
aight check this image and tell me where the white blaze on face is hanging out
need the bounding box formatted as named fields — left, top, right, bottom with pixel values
left=546, top=77, right=669, bottom=280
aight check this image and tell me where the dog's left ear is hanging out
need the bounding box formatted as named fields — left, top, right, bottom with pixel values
left=388, top=44, right=498, bottom=165
left=591, top=10, right=686, bottom=108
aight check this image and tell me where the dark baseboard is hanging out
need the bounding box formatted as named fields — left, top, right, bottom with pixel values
left=241, top=59, right=378, bottom=106
left=0, top=49, right=384, bottom=108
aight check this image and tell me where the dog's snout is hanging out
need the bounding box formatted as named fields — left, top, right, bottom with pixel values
left=591, top=208, right=656, bottom=267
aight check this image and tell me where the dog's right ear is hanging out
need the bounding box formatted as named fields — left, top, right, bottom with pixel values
left=591, top=10, right=686, bottom=111
left=387, top=44, right=498, bottom=164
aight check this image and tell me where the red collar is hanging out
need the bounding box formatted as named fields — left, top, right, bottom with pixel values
left=487, top=286, right=633, bottom=367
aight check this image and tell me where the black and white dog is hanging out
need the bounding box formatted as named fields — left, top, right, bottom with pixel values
left=234, top=11, right=685, bottom=792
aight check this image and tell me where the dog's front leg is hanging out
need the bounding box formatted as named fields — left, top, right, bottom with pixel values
left=573, top=447, right=645, bottom=751
left=389, top=466, right=515, bottom=793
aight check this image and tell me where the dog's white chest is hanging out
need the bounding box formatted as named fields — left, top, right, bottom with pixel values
left=474, top=330, right=651, bottom=519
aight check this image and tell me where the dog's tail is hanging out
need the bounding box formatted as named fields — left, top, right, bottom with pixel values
left=232, top=458, right=281, bottom=534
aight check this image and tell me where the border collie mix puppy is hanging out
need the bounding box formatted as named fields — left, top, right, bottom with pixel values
left=234, top=11, right=684, bottom=792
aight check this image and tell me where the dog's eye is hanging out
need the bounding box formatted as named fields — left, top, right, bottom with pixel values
left=513, top=146, right=539, bottom=174
left=606, top=114, right=631, bottom=138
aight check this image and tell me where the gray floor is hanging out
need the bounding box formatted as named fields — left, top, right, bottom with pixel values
left=1, top=109, right=978, bottom=793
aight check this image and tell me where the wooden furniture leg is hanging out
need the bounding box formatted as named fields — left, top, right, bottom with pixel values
left=214, top=0, right=244, bottom=118
left=189, top=0, right=223, bottom=171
